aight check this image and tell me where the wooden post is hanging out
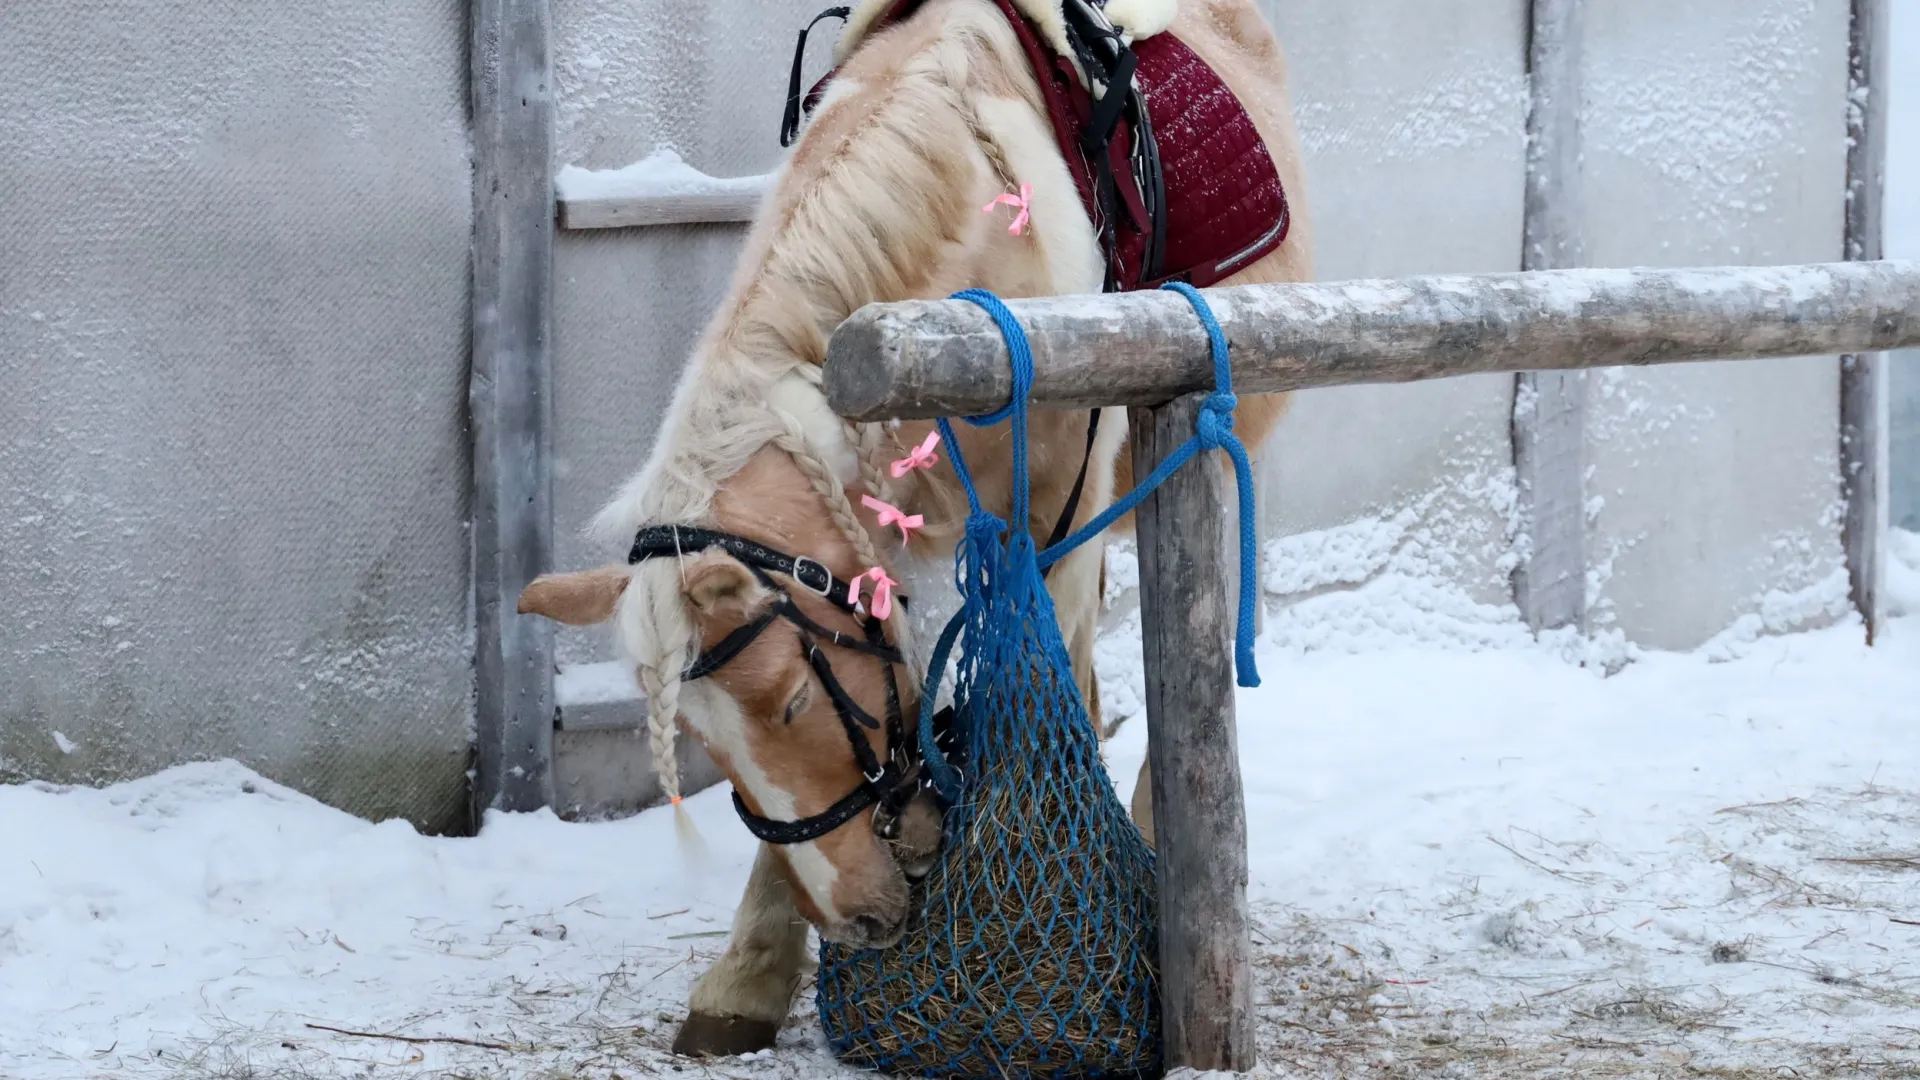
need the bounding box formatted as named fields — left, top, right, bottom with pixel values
left=1132, top=395, right=1253, bottom=1072
left=1842, top=0, right=1890, bottom=644
left=1513, top=0, right=1588, bottom=634
left=470, top=0, right=557, bottom=819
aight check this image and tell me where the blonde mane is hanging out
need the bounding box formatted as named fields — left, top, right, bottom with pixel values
left=588, top=0, right=1099, bottom=801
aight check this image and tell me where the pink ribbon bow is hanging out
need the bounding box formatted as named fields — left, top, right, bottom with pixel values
left=982, top=182, right=1033, bottom=235
left=889, top=431, right=941, bottom=479
left=850, top=566, right=899, bottom=620
left=861, top=494, right=924, bottom=543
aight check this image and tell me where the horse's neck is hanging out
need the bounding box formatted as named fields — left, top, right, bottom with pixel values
left=630, top=0, right=1120, bottom=662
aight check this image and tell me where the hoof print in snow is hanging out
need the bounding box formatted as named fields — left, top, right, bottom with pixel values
left=672, top=1013, right=779, bottom=1058
left=1479, top=909, right=1585, bottom=959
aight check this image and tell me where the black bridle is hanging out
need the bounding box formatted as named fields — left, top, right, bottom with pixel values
left=629, top=525, right=949, bottom=845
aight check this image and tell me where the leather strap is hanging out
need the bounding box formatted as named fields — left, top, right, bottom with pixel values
left=1040, top=407, right=1102, bottom=573
left=732, top=781, right=888, bottom=844
left=629, top=524, right=864, bottom=611
left=782, top=6, right=854, bottom=146
left=639, top=523, right=934, bottom=846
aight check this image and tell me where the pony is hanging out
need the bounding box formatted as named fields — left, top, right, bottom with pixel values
left=517, top=0, right=1312, bottom=1056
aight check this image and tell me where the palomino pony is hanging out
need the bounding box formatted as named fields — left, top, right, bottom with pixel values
left=517, top=0, right=1312, bottom=1056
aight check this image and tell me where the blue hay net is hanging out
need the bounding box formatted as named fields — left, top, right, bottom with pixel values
left=815, top=283, right=1259, bottom=1080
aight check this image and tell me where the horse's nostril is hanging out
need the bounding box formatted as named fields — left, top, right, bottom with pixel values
left=849, top=913, right=903, bottom=947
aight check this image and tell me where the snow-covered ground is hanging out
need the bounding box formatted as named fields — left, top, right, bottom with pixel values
left=5, top=533, right=1919, bottom=1080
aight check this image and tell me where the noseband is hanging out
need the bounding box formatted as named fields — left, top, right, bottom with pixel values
left=629, top=525, right=951, bottom=845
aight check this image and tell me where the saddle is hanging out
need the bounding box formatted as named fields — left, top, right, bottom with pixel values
left=783, top=0, right=1290, bottom=292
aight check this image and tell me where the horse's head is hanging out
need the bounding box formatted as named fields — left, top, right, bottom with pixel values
left=519, top=448, right=944, bottom=949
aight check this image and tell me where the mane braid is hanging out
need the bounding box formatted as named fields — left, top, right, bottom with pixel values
left=604, top=3, right=1036, bottom=806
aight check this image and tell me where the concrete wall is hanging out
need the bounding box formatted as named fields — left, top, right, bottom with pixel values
left=550, top=0, right=831, bottom=674
left=1899, top=356, right=1920, bottom=532
left=0, top=1, right=474, bottom=832
left=538, top=1, right=837, bottom=805
left=1257, top=0, right=1858, bottom=651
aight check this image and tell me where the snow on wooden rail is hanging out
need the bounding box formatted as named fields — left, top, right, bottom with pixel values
left=555, top=149, right=771, bottom=230
left=823, top=260, right=1920, bottom=422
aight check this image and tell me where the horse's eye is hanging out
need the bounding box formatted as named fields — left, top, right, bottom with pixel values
left=782, top=681, right=813, bottom=724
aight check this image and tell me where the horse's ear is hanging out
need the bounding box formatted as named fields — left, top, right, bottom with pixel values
left=683, top=551, right=769, bottom=622
left=518, top=565, right=631, bottom=625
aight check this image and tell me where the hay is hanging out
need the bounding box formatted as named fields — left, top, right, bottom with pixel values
left=815, top=571, right=1159, bottom=1080
left=818, top=767, right=1159, bottom=1079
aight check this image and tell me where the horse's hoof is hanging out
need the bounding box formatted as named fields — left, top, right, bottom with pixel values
left=672, top=1012, right=780, bottom=1057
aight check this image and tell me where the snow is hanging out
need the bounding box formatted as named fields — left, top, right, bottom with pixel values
left=554, top=660, right=643, bottom=707
left=1890, top=528, right=1920, bottom=617
left=6, top=532, right=1920, bottom=1078
left=554, top=147, right=772, bottom=203
left=1, top=763, right=767, bottom=1079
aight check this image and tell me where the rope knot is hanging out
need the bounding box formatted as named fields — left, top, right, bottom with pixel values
left=964, top=509, right=1004, bottom=539
left=1196, top=390, right=1238, bottom=448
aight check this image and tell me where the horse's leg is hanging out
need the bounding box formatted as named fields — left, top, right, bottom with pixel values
left=1048, top=521, right=1159, bottom=843
left=1048, top=540, right=1104, bottom=734
left=1087, top=557, right=1106, bottom=738
left=1131, top=758, right=1155, bottom=848
left=673, top=842, right=809, bottom=1056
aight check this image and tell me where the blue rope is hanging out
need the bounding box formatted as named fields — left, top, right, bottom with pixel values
left=820, top=286, right=1195, bottom=1078
left=915, top=283, right=1264, bottom=801
left=940, top=288, right=1033, bottom=530
left=1032, top=282, right=1261, bottom=687
left=916, top=288, right=1043, bottom=800
left=1168, top=280, right=1261, bottom=688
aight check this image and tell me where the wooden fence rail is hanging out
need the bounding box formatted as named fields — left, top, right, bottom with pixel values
left=825, top=260, right=1920, bottom=421
left=822, top=256, right=1916, bottom=1072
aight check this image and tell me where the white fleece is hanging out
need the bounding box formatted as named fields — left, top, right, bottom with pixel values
left=837, top=0, right=1178, bottom=64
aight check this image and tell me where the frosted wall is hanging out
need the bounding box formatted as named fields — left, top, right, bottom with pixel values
left=1578, top=0, right=1851, bottom=649
left=550, top=0, right=833, bottom=673
left=1889, top=1, right=1919, bottom=533
left=1255, top=1, right=1529, bottom=626
left=0, top=0, right=474, bottom=831
left=4, top=0, right=1882, bottom=823
left=550, top=0, right=1864, bottom=659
